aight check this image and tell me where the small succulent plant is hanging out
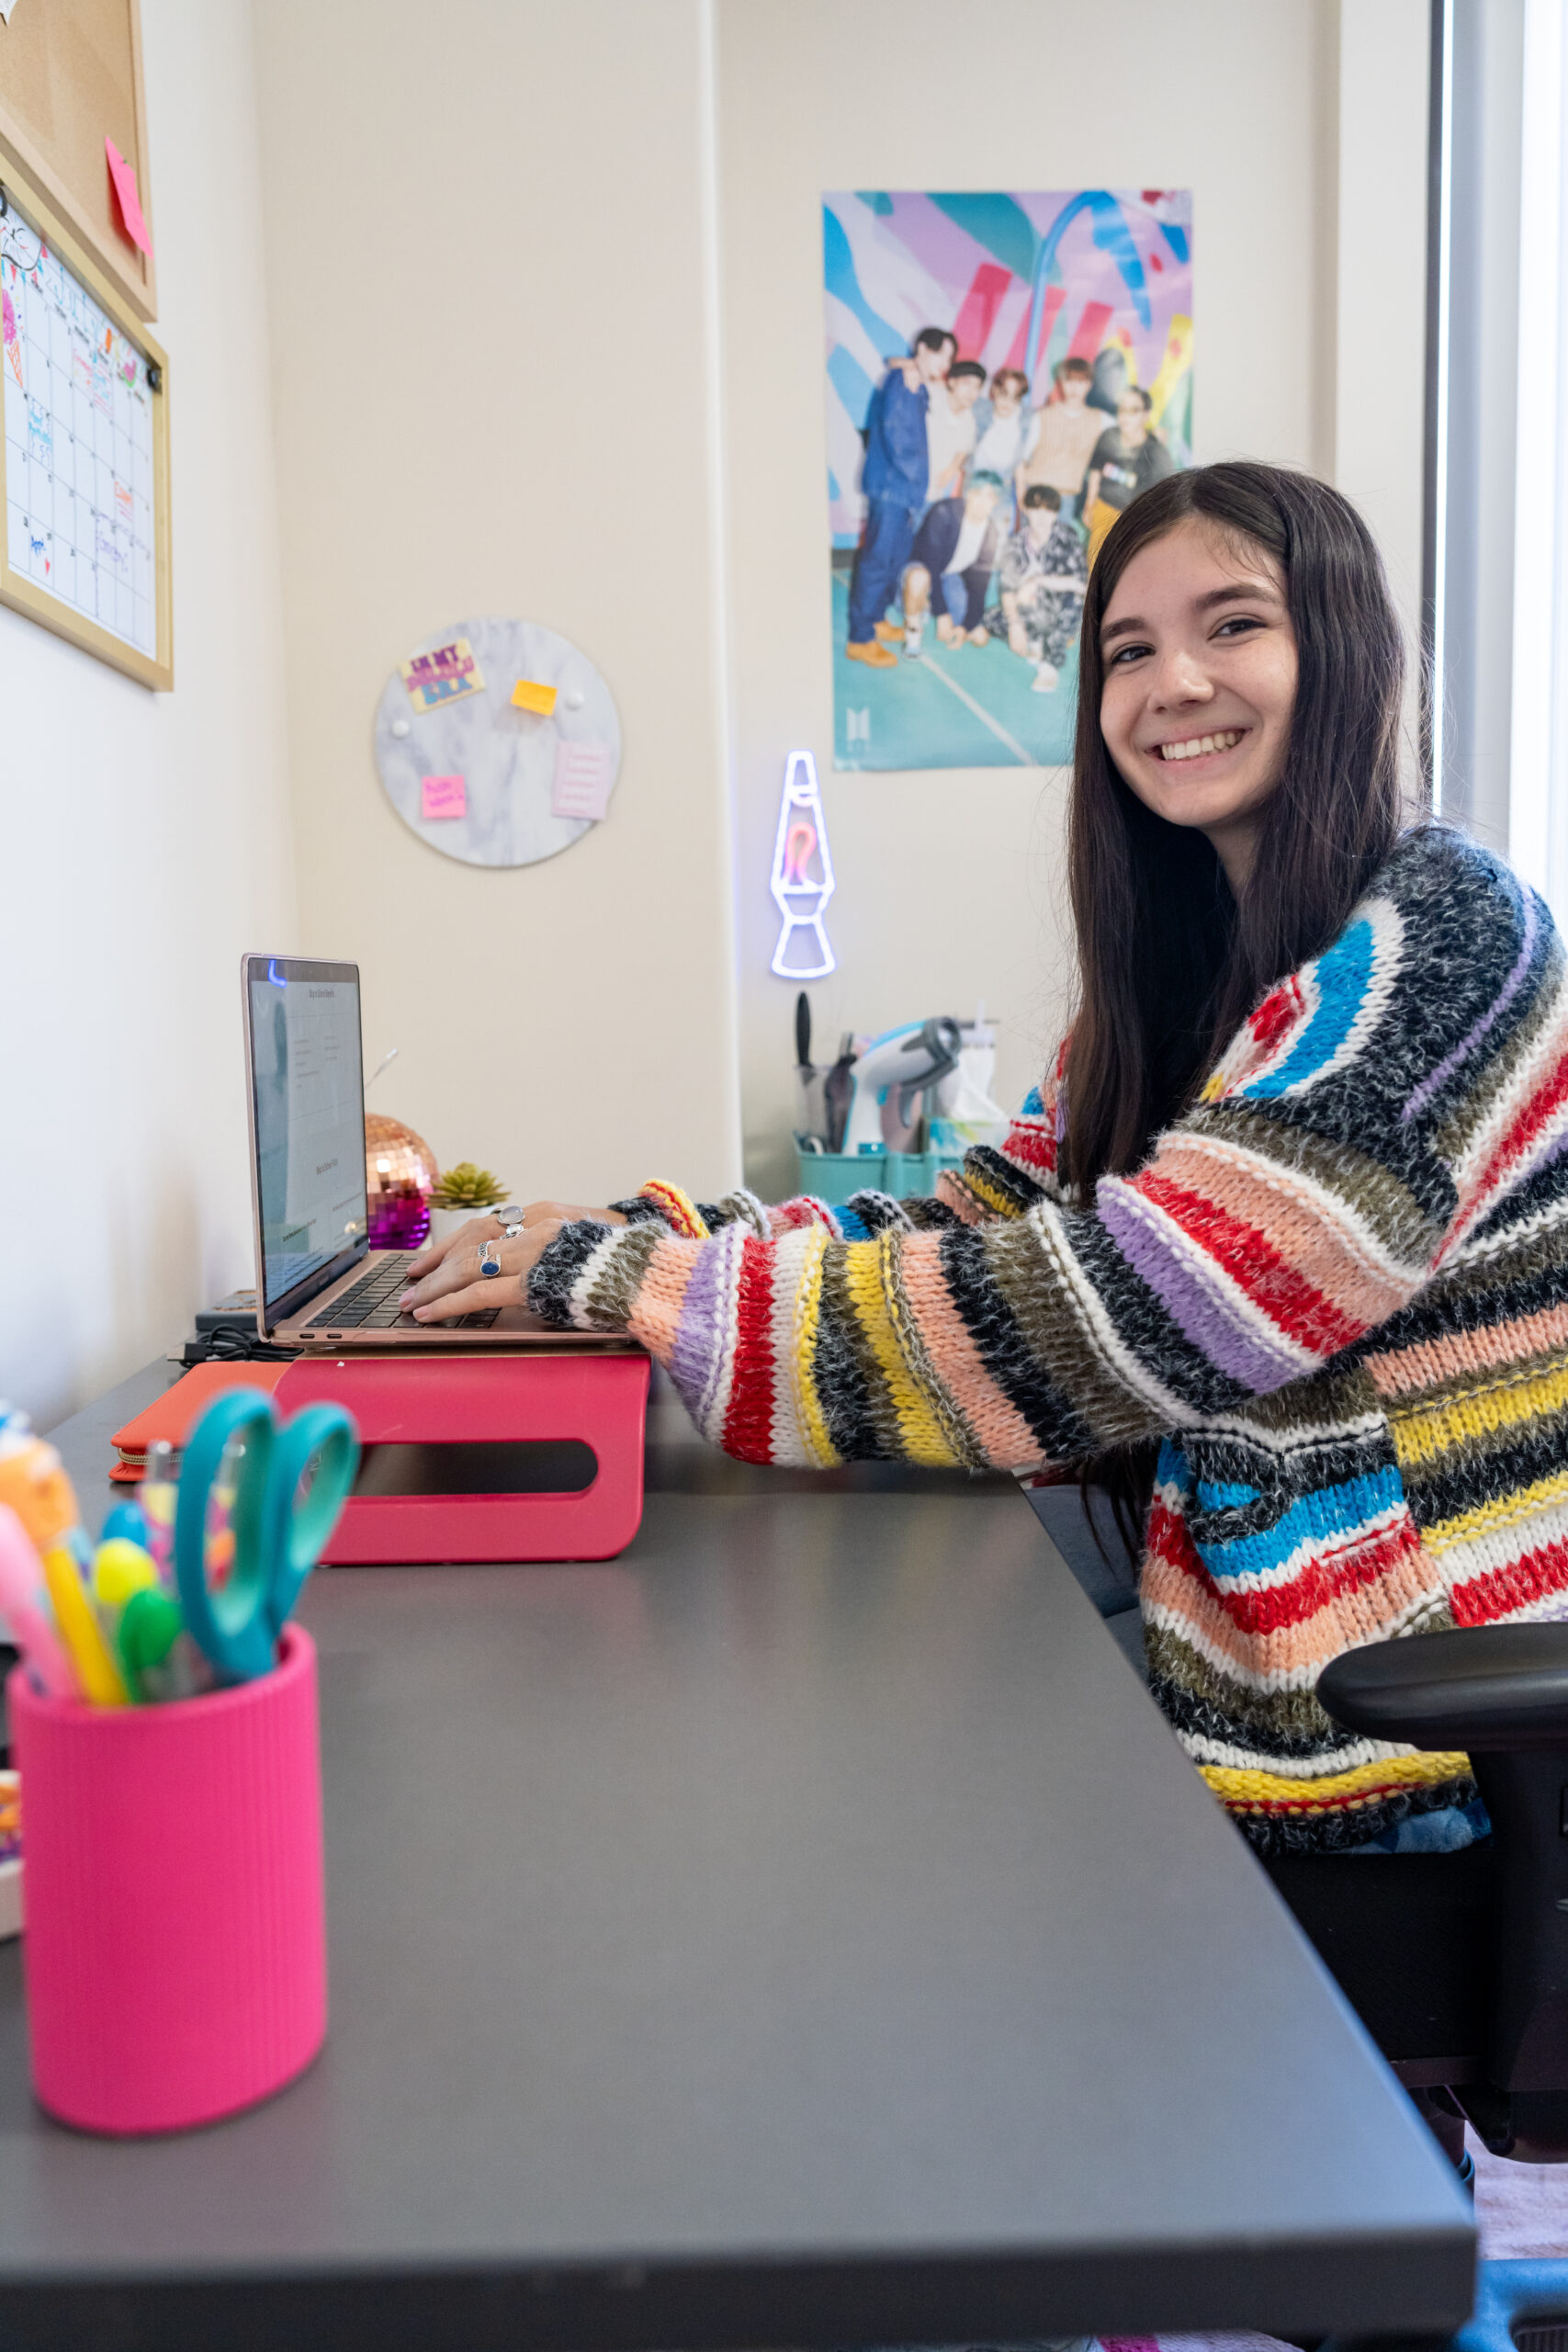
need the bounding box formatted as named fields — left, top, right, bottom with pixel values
left=429, top=1161, right=508, bottom=1212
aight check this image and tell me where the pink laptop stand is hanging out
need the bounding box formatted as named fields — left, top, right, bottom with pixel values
left=274, top=1351, right=650, bottom=1563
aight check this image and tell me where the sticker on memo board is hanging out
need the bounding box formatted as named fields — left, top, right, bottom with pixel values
left=0, top=161, right=171, bottom=690
left=400, top=638, right=485, bottom=713
left=551, top=740, right=615, bottom=821
left=421, top=773, right=466, bottom=820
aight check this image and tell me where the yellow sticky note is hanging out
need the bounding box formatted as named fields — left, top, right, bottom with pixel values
left=512, top=678, right=558, bottom=718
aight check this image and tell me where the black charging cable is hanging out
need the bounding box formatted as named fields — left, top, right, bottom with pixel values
left=179, top=1329, right=299, bottom=1367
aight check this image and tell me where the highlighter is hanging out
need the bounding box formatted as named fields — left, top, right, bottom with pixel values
left=101, top=1499, right=151, bottom=1550
left=116, top=1585, right=201, bottom=1703
left=92, top=1538, right=161, bottom=1609
left=41, top=1544, right=130, bottom=1707
left=0, top=1502, right=80, bottom=1699
left=0, top=1419, right=89, bottom=1566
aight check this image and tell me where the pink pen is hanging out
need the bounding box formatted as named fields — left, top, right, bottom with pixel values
left=0, top=1501, right=80, bottom=1698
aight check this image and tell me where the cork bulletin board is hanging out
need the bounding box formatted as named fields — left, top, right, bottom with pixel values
left=0, top=0, right=156, bottom=322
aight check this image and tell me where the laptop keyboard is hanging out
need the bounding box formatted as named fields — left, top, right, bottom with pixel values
left=304, top=1250, right=501, bottom=1332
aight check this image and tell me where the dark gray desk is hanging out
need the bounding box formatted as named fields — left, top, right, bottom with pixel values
left=0, top=1363, right=1473, bottom=2349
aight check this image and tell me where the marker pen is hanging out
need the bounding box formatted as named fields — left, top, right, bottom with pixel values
left=0, top=1503, right=80, bottom=1699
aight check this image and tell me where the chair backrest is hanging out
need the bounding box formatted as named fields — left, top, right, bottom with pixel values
left=1315, top=1623, right=1568, bottom=2159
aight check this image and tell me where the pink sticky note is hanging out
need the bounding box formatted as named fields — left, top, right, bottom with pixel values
left=105, top=138, right=152, bottom=258
left=2, top=288, right=21, bottom=394
left=551, top=740, right=615, bottom=822
left=421, top=773, right=466, bottom=820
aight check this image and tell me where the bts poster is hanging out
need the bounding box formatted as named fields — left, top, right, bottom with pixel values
left=825, top=189, right=1193, bottom=771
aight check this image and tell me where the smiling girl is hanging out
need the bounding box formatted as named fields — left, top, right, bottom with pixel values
left=403, top=463, right=1568, bottom=1860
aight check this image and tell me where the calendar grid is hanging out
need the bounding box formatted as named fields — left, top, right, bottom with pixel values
left=4, top=236, right=157, bottom=657
left=0, top=170, right=167, bottom=686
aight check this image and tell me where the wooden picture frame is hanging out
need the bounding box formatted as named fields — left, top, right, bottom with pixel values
left=0, top=0, right=156, bottom=322
left=0, top=154, right=170, bottom=689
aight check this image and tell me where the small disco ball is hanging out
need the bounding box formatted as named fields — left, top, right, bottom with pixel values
left=366, top=1114, right=438, bottom=1249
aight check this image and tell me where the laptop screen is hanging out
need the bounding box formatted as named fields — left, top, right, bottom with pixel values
left=244, top=956, right=368, bottom=1313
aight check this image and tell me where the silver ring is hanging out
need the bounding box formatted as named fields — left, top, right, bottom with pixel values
left=479, top=1241, right=502, bottom=1278
left=502, top=1219, right=526, bottom=1239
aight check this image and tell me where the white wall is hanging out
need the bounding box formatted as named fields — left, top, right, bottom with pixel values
left=0, top=0, right=1440, bottom=1430
left=716, top=0, right=1350, bottom=1199
left=250, top=0, right=742, bottom=1221
left=1334, top=0, right=1431, bottom=790
left=243, top=0, right=1428, bottom=1220
left=0, top=0, right=295, bottom=1430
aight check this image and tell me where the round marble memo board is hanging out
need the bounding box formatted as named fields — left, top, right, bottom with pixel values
left=374, top=616, right=622, bottom=868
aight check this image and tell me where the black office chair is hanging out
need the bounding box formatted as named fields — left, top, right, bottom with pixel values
left=1264, top=1623, right=1568, bottom=2167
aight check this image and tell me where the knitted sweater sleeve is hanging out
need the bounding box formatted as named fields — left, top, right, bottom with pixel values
left=529, top=831, right=1562, bottom=1471
left=939, top=1035, right=1070, bottom=1222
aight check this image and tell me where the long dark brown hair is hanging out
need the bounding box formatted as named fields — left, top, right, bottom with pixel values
left=1065, top=462, right=1408, bottom=1560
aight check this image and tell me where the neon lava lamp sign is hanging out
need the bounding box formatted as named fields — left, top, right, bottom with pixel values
left=769, top=750, right=836, bottom=978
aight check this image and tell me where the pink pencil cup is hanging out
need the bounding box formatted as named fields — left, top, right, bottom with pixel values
left=6, top=1624, right=327, bottom=2135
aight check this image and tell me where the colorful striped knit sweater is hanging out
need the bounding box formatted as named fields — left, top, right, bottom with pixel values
left=530, top=828, right=1568, bottom=1856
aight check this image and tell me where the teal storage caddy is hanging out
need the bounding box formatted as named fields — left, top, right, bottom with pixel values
left=794, top=1148, right=965, bottom=1205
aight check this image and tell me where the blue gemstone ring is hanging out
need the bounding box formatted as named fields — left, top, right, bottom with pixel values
left=479, top=1241, right=503, bottom=1278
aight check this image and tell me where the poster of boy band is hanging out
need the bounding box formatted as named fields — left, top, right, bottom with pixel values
left=825, top=189, right=1192, bottom=771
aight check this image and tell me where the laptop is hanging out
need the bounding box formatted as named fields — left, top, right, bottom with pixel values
left=242, top=953, right=619, bottom=1350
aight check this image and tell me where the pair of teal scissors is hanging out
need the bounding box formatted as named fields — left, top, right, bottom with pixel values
left=172, top=1389, right=359, bottom=1683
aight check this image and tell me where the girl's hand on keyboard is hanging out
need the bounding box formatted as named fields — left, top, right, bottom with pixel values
left=399, top=1203, right=625, bottom=1322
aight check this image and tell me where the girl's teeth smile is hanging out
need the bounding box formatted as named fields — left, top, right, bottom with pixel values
left=1156, top=729, right=1245, bottom=762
